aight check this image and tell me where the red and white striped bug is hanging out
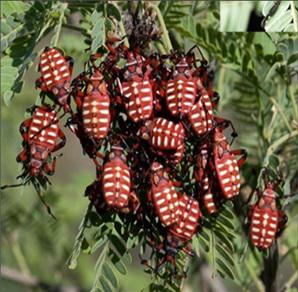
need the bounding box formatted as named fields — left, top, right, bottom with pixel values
left=118, top=52, right=153, bottom=123
left=166, top=57, right=197, bottom=117
left=212, top=125, right=247, bottom=199
left=140, top=117, right=185, bottom=164
left=16, top=106, right=66, bottom=176
left=169, top=194, right=201, bottom=241
left=188, top=86, right=214, bottom=136
left=195, top=144, right=220, bottom=214
left=74, top=69, right=111, bottom=141
left=36, top=47, right=73, bottom=111
left=249, top=169, right=287, bottom=250
left=149, top=162, right=180, bottom=226
left=102, top=145, right=140, bottom=213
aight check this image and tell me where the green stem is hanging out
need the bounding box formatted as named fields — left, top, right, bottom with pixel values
left=245, top=262, right=265, bottom=292
left=282, top=271, right=298, bottom=291
left=217, top=65, right=226, bottom=110
left=289, top=85, right=298, bottom=121
left=270, top=97, right=292, bottom=132
left=265, top=130, right=298, bottom=163
left=11, top=237, right=31, bottom=275
left=290, top=1, right=298, bottom=32
left=51, top=3, right=68, bottom=47
left=149, top=4, right=173, bottom=54
left=62, top=23, right=86, bottom=33
left=119, top=20, right=129, bottom=48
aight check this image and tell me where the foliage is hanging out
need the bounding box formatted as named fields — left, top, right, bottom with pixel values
left=220, top=1, right=298, bottom=32
left=1, top=1, right=298, bottom=292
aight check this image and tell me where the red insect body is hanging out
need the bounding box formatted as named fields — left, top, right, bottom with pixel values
left=150, top=162, right=180, bottom=226
left=201, top=176, right=218, bottom=214
left=188, top=93, right=213, bottom=135
left=102, top=146, right=131, bottom=209
left=17, top=106, right=66, bottom=176
left=166, top=58, right=197, bottom=117
left=249, top=188, right=284, bottom=250
left=120, top=53, right=153, bottom=122
left=169, top=194, right=201, bottom=241
left=195, top=145, right=218, bottom=214
left=121, top=77, right=153, bottom=122
left=213, top=128, right=241, bottom=199
left=76, top=70, right=111, bottom=140
left=37, top=47, right=73, bottom=109
left=141, top=118, right=185, bottom=163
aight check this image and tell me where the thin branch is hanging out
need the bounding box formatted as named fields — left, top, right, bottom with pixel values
left=62, top=23, right=86, bottom=33
left=281, top=271, right=298, bottom=291
left=52, top=3, right=68, bottom=47
left=289, top=85, right=298, bottom=121
left=149, top=3, right=173, bottom=54
left=1, top=265, right=83, bottom=292
left=245, top=261, right=265, bottom=292
left=265, top=130, right=298, bottom=160
left=270, top=97, right=292, bottom=133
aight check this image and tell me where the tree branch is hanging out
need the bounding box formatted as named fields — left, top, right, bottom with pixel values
left=1, top=266, right=84, bottom=292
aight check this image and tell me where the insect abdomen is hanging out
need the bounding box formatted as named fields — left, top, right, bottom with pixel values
left=250, top=207, right=278, bottom=249
left=103, top=161, right=131, bottom=209
left=166, top=76, right=196, bottom=116
left=122, top=77, right=153, bottom=122
left=28, top=107, right=59, bottom=151
left=82, top=92, right=110, bottom=139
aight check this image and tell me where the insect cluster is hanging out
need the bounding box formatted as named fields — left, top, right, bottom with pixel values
left=8, top=37, right=288, bottom=276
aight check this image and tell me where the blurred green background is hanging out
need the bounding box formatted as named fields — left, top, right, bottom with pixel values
left=1, top=1, right=298, bottom=292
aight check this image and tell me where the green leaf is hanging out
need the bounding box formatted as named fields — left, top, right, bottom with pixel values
left=216, top=243, right=235, bottom=267
left=0, top=55, right=18, bottom=105
left=287, top=53, right=298, bottom=65
left=67, top=204, right=92, bottom=269
left=1, top=1, right=29, bottom=17
left=107, top=3, right=121, bottom=21
left=103, top=263, right=118, bottom=289
left=109, top=234, right=126, bottom=257
left=0, top=16, right=24, bottom=53
left=90, top=9, right=105, bottom=53
left=216, top=257, right=235, bottom=280
left=220, top=1, right=254, bottom=32
left=109, top=249, right=127, bottom=275
left=262, top=1, right=297, bottom=32
left=99, top=276, right=113, bottom=292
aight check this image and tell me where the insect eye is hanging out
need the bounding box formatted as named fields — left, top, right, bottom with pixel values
left=142, top=133, right=149, bottom=140
left=52, top=87, right=59, bottom=95
left=109, top=152, right=115, bottom=159
left=121, top=154, right=126, bottom=161
left=163, top=172, right=169, bottom=180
